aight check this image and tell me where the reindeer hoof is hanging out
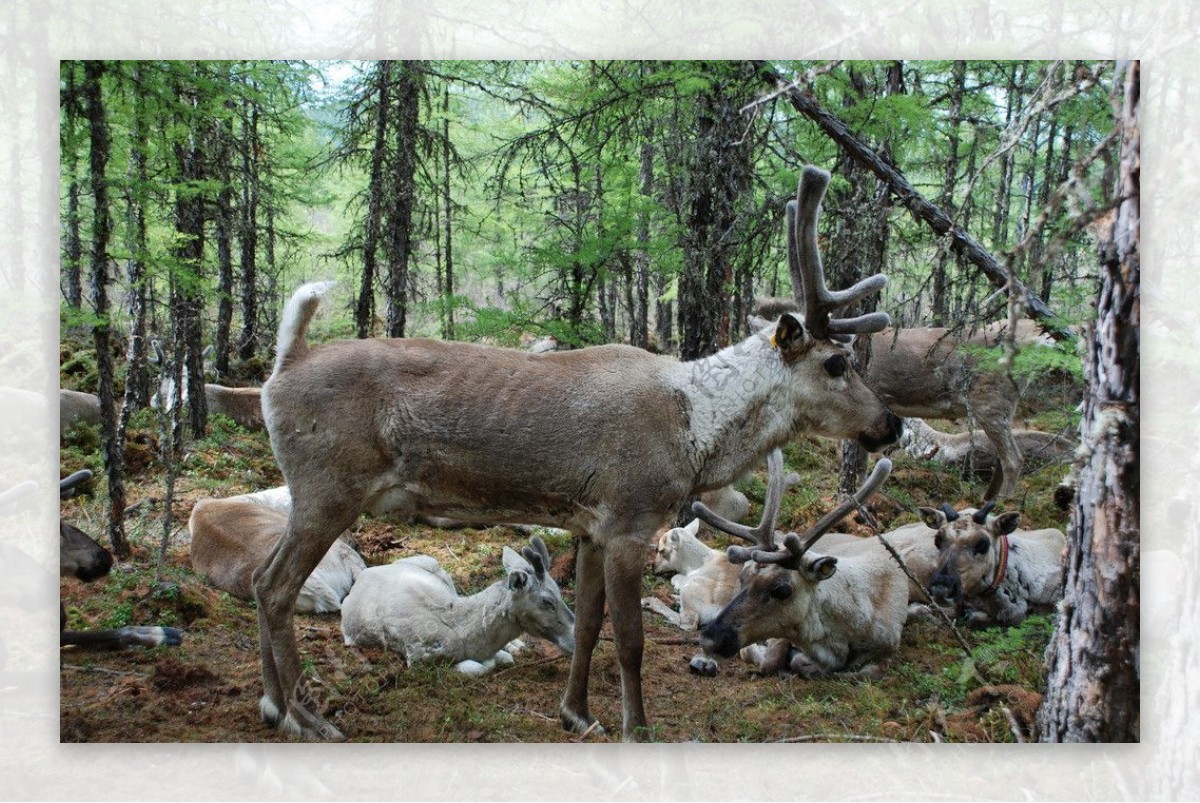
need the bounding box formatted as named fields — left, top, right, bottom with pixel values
left=560, top=708, right=605, bottom=737
left=688, top=656, right=718, bottom=677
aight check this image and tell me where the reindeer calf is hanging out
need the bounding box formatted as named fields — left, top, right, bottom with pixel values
left=340, top=536, right=575, bottom=676
left=919, top=501, right=1066, bottom=626
left=189, top=487, right=364, bottom=613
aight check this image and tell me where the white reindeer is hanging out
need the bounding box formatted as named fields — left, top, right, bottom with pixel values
left=919, top=501, right=1066, bottom=626
left=188, top=487, right=364, bottom=614
left=689, top=450, right=909, bottom=678
left=340, top=536, right=575, bottom=677
left=252, top=165, right=901, bottom=741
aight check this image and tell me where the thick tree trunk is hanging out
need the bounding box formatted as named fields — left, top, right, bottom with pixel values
left=358, top=61, right=390, bottom=339
left=82, top=60, right=129, bottom=560
left=385, top=61, right=422, bottom=339
left=1037, top=60, right=1139, bottom=744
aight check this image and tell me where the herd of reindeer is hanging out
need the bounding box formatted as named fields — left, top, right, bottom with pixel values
left=51, top=165, right=1079, bottom=741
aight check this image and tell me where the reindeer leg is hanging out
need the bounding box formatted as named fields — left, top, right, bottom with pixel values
left=253, top=501, right=355, bottom=741
left=561, top=537, right=606, bottom=735
left=979, top=414, right=1022, bottom=500
left=604, top=534, right=650, bottom=741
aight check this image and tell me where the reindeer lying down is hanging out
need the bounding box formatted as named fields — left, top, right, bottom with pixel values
left=686, top=450, right=909, bottom=679
left=919, top=501, right=1066, bottom=626
left=188, top=487, right=365, bottom=614
left=340, top=536, right=576, bottom=677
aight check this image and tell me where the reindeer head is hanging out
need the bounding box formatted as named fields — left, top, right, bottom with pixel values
left=770, top=166, right=901, bottom=452
left=920, top=501, right=1021, bottom=605
left=652, top=518, right=703, bottom=576
left=693, top=449, right=892, bottom=659
left=503, top=536, right=575, bottom=656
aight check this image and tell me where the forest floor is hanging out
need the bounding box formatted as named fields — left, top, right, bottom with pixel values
left=54, top=386, right=1077, bottom=744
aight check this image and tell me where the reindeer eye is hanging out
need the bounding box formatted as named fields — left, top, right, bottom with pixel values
left=973, top=538, right=990, bottom=555
left=823, top=355, right=848, bottom=378
left=769, top=582, right=793, bottom=601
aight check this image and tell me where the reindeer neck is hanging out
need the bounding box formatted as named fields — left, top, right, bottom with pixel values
left=450, top=581, right=522, bottom=659
left=673, top=335, right=798, bottom=489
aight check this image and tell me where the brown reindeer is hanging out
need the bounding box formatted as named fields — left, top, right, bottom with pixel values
left=251, top=165, right=900, bottom=741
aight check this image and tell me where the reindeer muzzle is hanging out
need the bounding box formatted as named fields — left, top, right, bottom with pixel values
left=858, top=410, right=903, bottom=453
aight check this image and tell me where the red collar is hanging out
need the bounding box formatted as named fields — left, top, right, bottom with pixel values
left=984, top=534, right=1010, bottom=595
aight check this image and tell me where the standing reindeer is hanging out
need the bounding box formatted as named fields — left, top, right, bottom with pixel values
left=689, top=450, right=908, bottom=678
left=252, top=165, right=901, bottom=741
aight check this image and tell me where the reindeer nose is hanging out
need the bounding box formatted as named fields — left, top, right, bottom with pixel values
left=859, top=410, right=903, bottom=452
left=930, top=572, right=961, bottom=603
left=699, top=623, right=741, bottom=659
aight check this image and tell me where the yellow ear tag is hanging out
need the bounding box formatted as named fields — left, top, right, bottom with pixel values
left=769, top=331, right=779, bottom=349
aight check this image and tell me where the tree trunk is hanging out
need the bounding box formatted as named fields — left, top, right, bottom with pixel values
left=631, top=134, right=653, bottom=349
left=82, top=60, right=129, bottom=560
left=213, top=98, right=235, bottom=379
left=385, top=61, right=422, bottom=339
left=238, top=90, right=260, bottom=362
left=172, top=72, right=208, bottom=437
left=358, top=61, right=390, bottom=339
left=932, top=60, right=966, bottom=327
left=62, top=62, right=84, bottom=309
left=440, top=82, right=455, bottom=340
left=1037, top=59, right=1140, bottom=744
left=120, top=62, right=152, bottom=414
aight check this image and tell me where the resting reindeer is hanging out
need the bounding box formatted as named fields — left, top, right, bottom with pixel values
left=919, top=501, right=1066, bottom=626
left=644, top=470, right=800, bottom=631
left=188, top=487, right=365, bottom=614
left=901, top=417, right=1074, bottom=479
left=59, top=389, right=102, bottom=434
left=152, top=342, right=265, bottom=431
left=251, top=164, right=901, bottom=742
left=59, top=470, right=183, bottom=649
left=690, top=450, right=907, bottom=678
left=341, top=536, right=575, bottom=677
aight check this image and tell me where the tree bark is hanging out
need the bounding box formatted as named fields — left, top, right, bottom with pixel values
left=1037, top=59, right=1139, bottom=744
left=358, top=61, right=390, bottom=339
left=238, top=89, right=260, bottom=361
left=82, top=60, right=130, bottom=560
left=385, top=61, right=423, bottom=339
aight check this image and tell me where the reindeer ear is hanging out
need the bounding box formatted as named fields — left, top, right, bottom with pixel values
left=919, top=507, right=943, bottom=529
left=684, top=518, right=701, bottom=537
left=804, top=555, right=837, bottom=582
left=771, top=313, right=808, bottom=355
left=501, top=546, right=527, bottom=574
left=995, top=511, right=1021, bottom=535
left=507, top=569, right=531, bottom=591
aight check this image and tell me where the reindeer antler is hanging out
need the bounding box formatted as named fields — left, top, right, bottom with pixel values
left=789, top=166, right=892, bottom=341
left=521, top=535, right=551, bottom=581
left=753, top=457, right=893, bottom=570
left=691, top=449, right=794, bottom=563
left=971, top=500, right=996, bottom=524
